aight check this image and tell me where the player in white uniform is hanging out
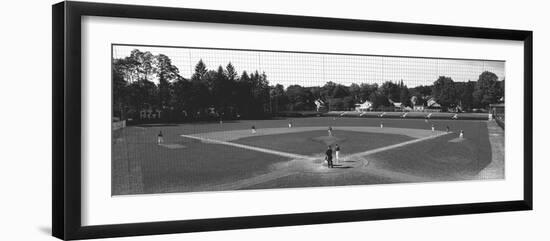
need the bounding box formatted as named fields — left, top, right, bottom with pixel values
left=157, top=131, right=164, bottom=145
left=335, top=144, right=341, bottom=164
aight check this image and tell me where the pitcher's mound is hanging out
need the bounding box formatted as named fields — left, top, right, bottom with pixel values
left=311, top=136, right=346, bottom=146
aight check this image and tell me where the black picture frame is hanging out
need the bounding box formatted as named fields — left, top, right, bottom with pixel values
left=52, top=1, right=533, bottom=240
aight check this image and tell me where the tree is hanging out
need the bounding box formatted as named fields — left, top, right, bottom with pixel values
left=399, top=87, right=411, bottom=107
left=320, top=81, right=337, bottom=100
left=225, top=62, right=238, bottom=81
left=369, top=91, right=390, bottom=110
left=113, top=52, right=276, bottom=121
left=342, top=96, right=356, bottom=110
left=270, top=84, right=288, bottom=113
left=329, top=98, right=345, bottom=110
left=380, top=81, right=401, bottom=102
left=235, top=71, right=253, bottom=117
left=286, top=85, right=314, bottom=111
left=245, top=71, right=271, bottom=116
left=126, top=78, right=159, bottom=119
left=309, top=86, right=323, bottom=101
left=432, top=76, right=457, bottom=110
left=172, top=77, right=192, bottom=119
left=121, top=49, right=157, bottom=83
left=455, top=81, right=475, bottom=111
left=473, top=71, right=499, bottom=108
left=349, top=83, right=361, bottom=101
left=210, top=65, right=237, bottom=116
left=112, top=59, right=129, bottom=119
left=210, top=66, right=229, bottom=113
left=358, top=83, right=378, bottom=102
left=188, top=80, right=210, bottom=118
left=156, top=54, right=180, bottom=109
left=332, top=84, right=350, bottom=98
left=191, top=59, right=208, bottom=82
left=411, top=85, right=432, bottom=97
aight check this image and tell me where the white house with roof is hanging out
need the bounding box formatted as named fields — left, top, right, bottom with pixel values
left=410, top=96, right=441, bottom=112
left=388, top=99, right=404, bottom=111
left=426, top=97, right=442, bottom=111
left=314, top=99, right=326, bottom=112
left=355, top=100, right=373, bottom=112
left=413, top=105, right=425, bottom=111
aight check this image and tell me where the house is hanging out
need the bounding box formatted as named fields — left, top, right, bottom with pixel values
left=388, top=99, right=403, bottom=111
left=410, top=96, right=425, bottom=111
left=393, top=101, right=403, bottom=110
left=413, top=105, right=425, bottom=111
left=355, top=100, right=373, bottom=112
left=139, top=108, right=162, bottom=119
left=314, top=99, right=326, bottom=112
left=426, top=97, right=441, bottom=112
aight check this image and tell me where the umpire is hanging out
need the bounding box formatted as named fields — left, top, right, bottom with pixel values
left=325, top=146, right=334, bottom=168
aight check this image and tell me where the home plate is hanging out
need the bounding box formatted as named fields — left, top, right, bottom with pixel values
left=159, top=143, right=186, bottom=149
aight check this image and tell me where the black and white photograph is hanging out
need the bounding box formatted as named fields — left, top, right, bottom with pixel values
left=111, top=44, right=505, bottom=195
left=2, top=0, right=545, bottom=240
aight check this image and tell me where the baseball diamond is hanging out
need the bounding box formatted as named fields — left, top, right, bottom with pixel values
left=111, top=44, right=505, bottom=196
left=112, top=117, right=504, bottom=195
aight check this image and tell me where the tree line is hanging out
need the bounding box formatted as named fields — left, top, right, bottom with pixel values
left=113, top=49, right=504, bottom=122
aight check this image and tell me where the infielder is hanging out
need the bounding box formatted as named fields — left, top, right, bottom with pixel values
left=335, top=144, right=341, bottom=164
left=157, top=131, right=164, bottom=145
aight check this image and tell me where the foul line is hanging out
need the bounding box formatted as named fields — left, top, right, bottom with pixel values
left=347, top=131, right=451, bottom=159
left=180, top=134, right=312, bottom=160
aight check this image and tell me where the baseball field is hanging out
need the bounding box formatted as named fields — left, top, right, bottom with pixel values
left=112, top=116, right=504, bottom=195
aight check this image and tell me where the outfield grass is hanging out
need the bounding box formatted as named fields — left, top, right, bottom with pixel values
left=368, top=121, right=491, bottom=180
left=112, top=128, right=291, bottom=194
left=112, top=117, right=497, bottom=195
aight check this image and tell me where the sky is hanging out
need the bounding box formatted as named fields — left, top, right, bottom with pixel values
left=112, top=45, right=505, bottom=88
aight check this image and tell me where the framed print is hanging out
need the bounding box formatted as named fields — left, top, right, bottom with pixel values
left=52, top=1, right=533, bottom=240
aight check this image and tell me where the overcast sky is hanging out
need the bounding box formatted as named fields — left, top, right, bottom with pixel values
left=113, top=45, right=505, bottom=88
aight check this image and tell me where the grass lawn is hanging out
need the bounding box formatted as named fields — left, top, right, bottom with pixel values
left=112, top=117, right=495, bottom=194
left=113, top=129, right=290, bottom=195
left=368, top=120, right=491, bottom=180
left=243, top=171, right=399, bottom=190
